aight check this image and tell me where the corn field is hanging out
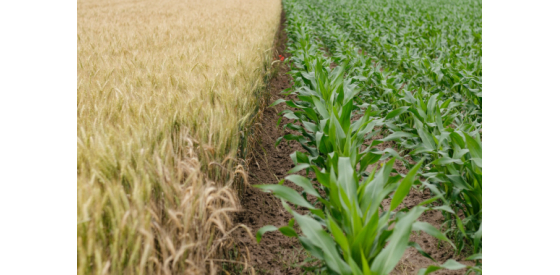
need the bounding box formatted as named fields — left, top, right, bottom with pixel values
left=257, top=0, right=482, bottom=274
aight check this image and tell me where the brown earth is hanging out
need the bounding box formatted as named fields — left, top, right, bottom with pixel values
left=229, top=8, right=474, bottom=275
left=230, top=10, right=310, bottom=275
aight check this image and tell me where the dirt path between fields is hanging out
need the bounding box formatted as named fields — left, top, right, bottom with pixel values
left=230, top=8, right=474, bottom=275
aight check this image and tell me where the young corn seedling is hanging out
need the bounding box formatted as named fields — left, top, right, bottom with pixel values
left=256, top=158, right=461, bottom=275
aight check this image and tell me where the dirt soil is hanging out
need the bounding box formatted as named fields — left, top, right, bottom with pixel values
left=230, top=9, right=474, bottom=275
left=231, top=10, right=309, bottom=275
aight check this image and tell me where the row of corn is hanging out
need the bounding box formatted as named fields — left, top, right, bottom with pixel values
left=307, top=0, right=482, bottom=256
left=255, top=0, right=482, bottom=274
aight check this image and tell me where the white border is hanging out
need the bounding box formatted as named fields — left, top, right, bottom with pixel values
left=0, top=1, right=76, bottom=273
left=485, top=0, right=560, bottom=273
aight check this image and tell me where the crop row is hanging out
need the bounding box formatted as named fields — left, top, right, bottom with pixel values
left=255, top=0, right=482, bottom=274
left=257, top=0, right=482, bottom=274
left=301, top=0, right=482, bottom=256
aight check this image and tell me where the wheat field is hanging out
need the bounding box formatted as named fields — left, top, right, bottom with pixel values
left=77, top=0, right=281, bottom=273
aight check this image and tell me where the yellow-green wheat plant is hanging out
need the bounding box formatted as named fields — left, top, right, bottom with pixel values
left=77, top=0, right=281, bottom=274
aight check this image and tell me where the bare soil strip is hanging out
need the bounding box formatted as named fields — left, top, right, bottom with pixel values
left=232, top=9, right=473, bottom=275
left=232, top=11, right=309, bottom=274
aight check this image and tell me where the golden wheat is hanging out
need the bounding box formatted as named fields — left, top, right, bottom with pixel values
left=77, top=0, right=281, bottom=273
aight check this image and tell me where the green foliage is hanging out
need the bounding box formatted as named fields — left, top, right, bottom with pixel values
left=257, top=0, right=482, bottom=274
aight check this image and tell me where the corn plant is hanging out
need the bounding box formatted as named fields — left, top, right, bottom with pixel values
left=257, top=158, right=459, bottom=275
